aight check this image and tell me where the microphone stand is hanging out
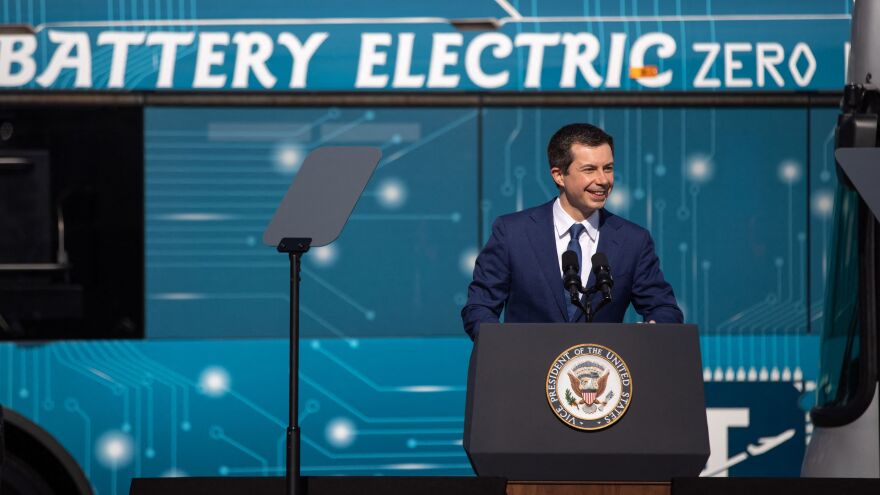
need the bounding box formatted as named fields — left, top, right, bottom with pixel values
left=569, top=283, right=612, bottom=323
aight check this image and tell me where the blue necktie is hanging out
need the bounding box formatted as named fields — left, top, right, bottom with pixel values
left=566, top=223, right=586, bottom=321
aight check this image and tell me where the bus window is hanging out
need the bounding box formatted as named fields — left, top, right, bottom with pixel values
left=816, top=185, right=862, bottom=409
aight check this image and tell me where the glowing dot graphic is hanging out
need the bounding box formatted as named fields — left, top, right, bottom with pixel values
left=19, top=388, right=28, bottom=399
left=812, top=190, right=834, bottom=218
left=311, top=244, right=338, bottom=267
left=460, top=248, right=479, bottom=277
left=162, top=468, right=187, bottom=478
left=181, top=421, right=191, bottom=431
left=606, top=185, right=629, bottom=211
left=633, top=188, right=645, bottom=200
left=209, top=426, right=224, bottom=439
left=377, top=178, right=407, bottom=209
left=198, top=366, right=230, bottom=397
left=655, top=164, right=667, bottom=177
left=145, top=448, right=156, bottom=458
left=686, top=154, right=714, bottom=183
left=96, top=431, right=134, bottom=468
left=273, top=143, right=305, bottom=175
left=778, top=160, right=802, bottom=184
left=326, top=417, right=356, bottom=448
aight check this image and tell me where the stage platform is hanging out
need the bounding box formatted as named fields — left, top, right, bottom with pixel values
left=130, top=476, right=879, bottom=495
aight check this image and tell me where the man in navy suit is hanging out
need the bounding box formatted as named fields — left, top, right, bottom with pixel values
left=462, top=123, right=682, bottom=340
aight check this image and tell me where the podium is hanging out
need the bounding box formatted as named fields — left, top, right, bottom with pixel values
left=464, top=323, right=709, bottom=483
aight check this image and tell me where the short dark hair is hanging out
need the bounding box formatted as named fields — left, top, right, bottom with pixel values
left=547, top=123, right=614, bottom=174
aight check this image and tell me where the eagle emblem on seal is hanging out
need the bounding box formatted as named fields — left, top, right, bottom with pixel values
left=568, top=368, right=610, bottom=407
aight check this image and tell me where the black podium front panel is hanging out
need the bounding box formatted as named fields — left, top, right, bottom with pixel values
left=464, top=323, right=709, bottom=481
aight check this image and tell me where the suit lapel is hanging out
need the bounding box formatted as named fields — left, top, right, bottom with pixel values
left=526, top=201, right=568, bottom=320
left=586, top=209, right=622, bottom=287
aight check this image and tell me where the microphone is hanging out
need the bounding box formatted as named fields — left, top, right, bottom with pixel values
left=561, top=250, right=581, bottom=300
left=591, top=252, right=614, bottom=301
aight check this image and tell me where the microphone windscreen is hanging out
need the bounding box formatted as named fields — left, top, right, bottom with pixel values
left=562, top=250, right=579, bottom=270
left=591, top=252, right=610, bottom=268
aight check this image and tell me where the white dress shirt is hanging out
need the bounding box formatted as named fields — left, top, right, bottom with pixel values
left=553, top=198, right=600, bottom=288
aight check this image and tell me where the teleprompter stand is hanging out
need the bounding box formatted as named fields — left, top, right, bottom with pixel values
left=264, top=148, right=382, bottom=495
left=276, top=237, right=311, bottom=495
left=130, top=148, right=508, bottom=495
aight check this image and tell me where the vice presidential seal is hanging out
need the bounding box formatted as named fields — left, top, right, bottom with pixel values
left=545, top=343, right=633, bottom=431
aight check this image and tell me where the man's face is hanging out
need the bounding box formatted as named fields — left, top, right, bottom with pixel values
left=551, top=142, right=614, bottom=220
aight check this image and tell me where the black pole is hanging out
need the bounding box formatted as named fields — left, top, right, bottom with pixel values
left=278, top=237, right=311, bottom=495
left=287, top=250, right=301, bottom=495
